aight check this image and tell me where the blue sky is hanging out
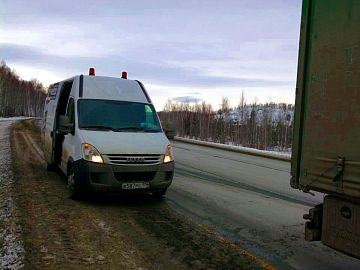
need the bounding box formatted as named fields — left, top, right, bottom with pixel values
left=0, top=0, right=302, bottom=110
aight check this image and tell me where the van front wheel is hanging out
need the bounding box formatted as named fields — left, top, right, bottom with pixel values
left=68, top=167, right=83, bottom=200
left=152, top=188, right=167, bottom=198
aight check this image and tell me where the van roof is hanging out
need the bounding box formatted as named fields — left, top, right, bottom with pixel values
left=81, top=76, right=150, bottom=103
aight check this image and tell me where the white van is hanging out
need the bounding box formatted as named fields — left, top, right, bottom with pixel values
left=42, top=69, right=174, bottom=199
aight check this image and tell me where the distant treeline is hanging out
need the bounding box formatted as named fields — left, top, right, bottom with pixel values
left=159, top=96, right=293, bottom=152
left=0, top=61, right=46, bottom=117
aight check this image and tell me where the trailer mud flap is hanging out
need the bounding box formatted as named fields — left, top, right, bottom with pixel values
left=322, top=195, right=360, bottom=258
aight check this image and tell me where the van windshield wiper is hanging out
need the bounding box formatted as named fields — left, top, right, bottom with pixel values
left=114, top=127, right=162, bottom=132
left=143, top=129, right=162, bottom=133
left=81, top=125, right=117, bottom=131
left=113, top=127, right=146, bottom=132
left=81, top=126, right=162, bottom=132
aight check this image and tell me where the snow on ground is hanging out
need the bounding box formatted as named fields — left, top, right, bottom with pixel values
left=0, top=116, right=37, bottom=122
left=174, top=136, right=291, bottom=161
left=0, top=121, right=25, bottom=270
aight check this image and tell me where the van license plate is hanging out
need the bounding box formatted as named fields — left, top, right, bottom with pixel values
left=122, top=182, right=149, bottom=189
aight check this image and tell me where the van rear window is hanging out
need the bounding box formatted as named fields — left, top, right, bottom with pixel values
left=78, top=99, right=161, bottom=132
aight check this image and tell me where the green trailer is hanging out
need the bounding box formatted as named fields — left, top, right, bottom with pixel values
left=291, top=0, right=360, bottom=257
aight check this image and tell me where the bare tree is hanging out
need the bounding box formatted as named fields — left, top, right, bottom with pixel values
left=0, top=61, right=46, bottom=117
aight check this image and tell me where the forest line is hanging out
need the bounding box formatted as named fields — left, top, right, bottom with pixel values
left=159, top=95, right=293, bottom=152
left=0, top=61, right=46, bottom=117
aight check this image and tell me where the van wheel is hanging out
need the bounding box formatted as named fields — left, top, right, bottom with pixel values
left=68, top=167, right=83, bottom=200
left=153, top=188, right=167, bottom=198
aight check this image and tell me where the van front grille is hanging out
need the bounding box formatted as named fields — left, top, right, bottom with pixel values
left=106, top=154, right=163, bottom=165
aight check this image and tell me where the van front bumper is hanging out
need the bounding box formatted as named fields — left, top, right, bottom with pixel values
left=73, top=159, right=174, bottom=193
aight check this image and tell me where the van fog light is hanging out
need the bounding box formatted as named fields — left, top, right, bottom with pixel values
left=163, top=144, right=174, bottom=163
left=82, top=143, right=104, bottom=164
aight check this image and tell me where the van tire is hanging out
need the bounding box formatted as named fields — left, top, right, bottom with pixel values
left=153, top=188, right=167, bottom=198
left=68, top=166, right=83, bottom=200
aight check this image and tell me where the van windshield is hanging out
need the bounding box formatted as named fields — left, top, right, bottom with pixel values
left=78, top=99, right=162, bottom=132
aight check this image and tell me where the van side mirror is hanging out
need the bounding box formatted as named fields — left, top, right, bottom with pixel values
left=162, top=123, right=176, bottom=139
left=161, top=121, right=176, bottom=140
left=57, top=115, right=73, bottom=135
left=165, top=129, right=176, bottom=139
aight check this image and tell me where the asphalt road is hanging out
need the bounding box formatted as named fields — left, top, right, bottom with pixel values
left=2, top=118, right=360, bottom=269
left=167, top=140, right=360, bottom=270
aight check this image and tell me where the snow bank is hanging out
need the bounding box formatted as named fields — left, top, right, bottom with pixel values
left=0, top=116, right=36, bottom=122
left=0, top=121, right=25, bottom=269
left=173, top=136, right=291, bottom=161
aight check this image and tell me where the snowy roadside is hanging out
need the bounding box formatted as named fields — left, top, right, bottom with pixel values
left=173, top=136, right=291, bottom=161
left=0, top=116, right=37, bottom=122
left=0, top=120, right=24, bottom=270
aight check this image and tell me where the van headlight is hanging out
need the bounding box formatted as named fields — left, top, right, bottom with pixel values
left=82, top=143, right=104, bottom=163
left=163, top=144, right=174, bottom=163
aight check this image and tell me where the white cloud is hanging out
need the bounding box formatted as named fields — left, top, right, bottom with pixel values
left=143, top=82, right=295, bottom=111
left=8, top=63, right=65, bottom=86
left=0, top=24, right=123, bottom=58
left=165, top=38, right=299, bottom=83
left=1, top=0, right=301, bottom=109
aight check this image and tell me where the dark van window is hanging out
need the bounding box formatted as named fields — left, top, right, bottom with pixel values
left=66, top=98, right=75, bottom=125
left=78, top=99, right=161, bottom=132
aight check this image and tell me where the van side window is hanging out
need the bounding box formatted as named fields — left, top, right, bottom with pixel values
left=145, top=105, right=156, bottom=125
left=66, top=98, right=75, bottom=126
